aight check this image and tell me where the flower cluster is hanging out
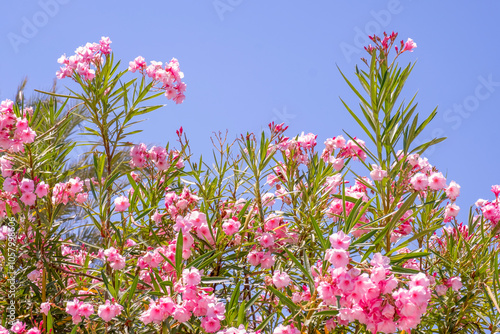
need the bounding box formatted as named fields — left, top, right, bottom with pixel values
left=52, top=177, right=88, bottom=205
left=97, top=299, right=124, bottom=322
left=65, top=298, right=95, bottom=324
left=0, top=174, right=48, bottom=217
left=56, top=36, right=111, bottom=80
left=0, top=99, right=36, bottom=152
left=316, top=232, right=431, bottom=333
left=130, top=143, right=185, bottom=170
left=139, top=268, right=225, bottom=333
left=362, top=31, right=417, bottom=65
left=274, top=132, right=318, bottom=165
left=476, top=185, right=500, bottom=227
left=102, top=247, right=126, bottom=270
left=128, top=56, right=186, bottom=104
left=1, top=322, right=41, bottom=334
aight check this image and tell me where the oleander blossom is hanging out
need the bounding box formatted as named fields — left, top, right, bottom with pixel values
left=272, top=271, right=291, bottom=289
left=128, top=56, right=186, bottom=104
left=114, top=195, right=130, bottom=212
left=65, top=299, right=94, bottom=324
left=40, top=302, right=51, bottom=315
left=370, top=164, right=387, bottom=181
left=98, top=300, right=124, bottom=322
left=103, top=247, right=126, bottom=270
left=0, top=99, right=37, bottom=152
left=318, top=232, right=431, bottom=332
left=56, top=36, right=111, bottom=80
left=10, top=321, right=26, bottom=334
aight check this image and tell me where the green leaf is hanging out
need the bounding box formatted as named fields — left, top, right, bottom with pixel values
left=47, top=310, right=53, bottom=332
left=391, top=265, right=420, bottom=275
left=284, top=248, right=314, bottom=291
left=227, top=281, right=242, bottom=313
left=245, top=293, right=261, bottom=311
left=312, top=309, right=339, bottom=317
left=237, top=300, right=246, bottom=325
left=310, top=216, right=328, bottom=250
left=390, top=251, right=429, bottom=264
left=268, top=286, right=299, bottom=313
left=70, top=324, right=79, bottom=334
left=175, top=230, right=184, bottom=277
left=125, top=275, right=139, bottom=305
left=101, top=269, right=117, bottom=298
left=201, top=277, right=231, bottom=284
left=255, top=313, right=274, bottom=330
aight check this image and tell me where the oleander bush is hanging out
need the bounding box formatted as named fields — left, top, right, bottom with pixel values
left=1, top=32, right=499, bottom=334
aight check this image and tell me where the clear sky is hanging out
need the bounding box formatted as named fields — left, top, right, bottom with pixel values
left=1, top=0, right=500, bottom=216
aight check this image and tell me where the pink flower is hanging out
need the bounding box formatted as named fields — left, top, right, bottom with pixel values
left=35, top=182, right=49, bottom=198
left=260, top=252, right=275, bottom=269
left=0, top=156, right=13, bottom=177
left=78, top=303, right=94, bottom=317
left=371, top=253, right=391, bottom=268
left=448, top=276, right=462, bottom=291
left=182, top=268, right=202, bottom=286
left=378, top=319, right=397, bottom=333
left=262, top=193, right=276, bottom=207
left=114, top=195, right=130, bottom=212
left=172, top=305, right=190, bottom=322
left=410, top=273, right=430, bottom=289
left=260, top=233, right=275, bottom=248
left=26, top=328, right=41, bottom=334
left=428, top=172, right=446, bottom=191
left=370, top=164, right=387, bottom=181
left=329, top=157, right=345, bottom=171
left=152, top=210, right=163, bottom=223
left=403, top=38, right=417, bottom=52
left=446, top=181, right=461, bottom=201
left=222, top=217, right=241, bottom=236
left=125, top=239, right=137, bottom=247
left=325, top=249, right=349, bottom=268
left=99, top=36, right=112, bottom=55
left=444, top=203, right=460, bottom=219
left=273, top=324, right=300, bottom=334
left=98, top=300, right=123, bottom=322
left=492, top=185, right=500, bottom=197
left=435, top=284, right=447, bottom=296
left=10, top=321, right=26, bottom=334
left=128, top=56, right=147, bottom=72
left=76, top=192, right=88, bottom=203
left=329, top=231, right=351, bottom=250
left=109, top=254, right=126, bottom=270
left=332, top=135, right=346, bottom=148
left=40, top=302, right=51, bottom=315
left=27, top=269, right=41, bottom=282
left=20, top=192, right=36, bottom=206
left=201, top=317, right=221, bottom=333
left=20, top=128, right=36, bottom=143
left=410, top=173, right=428, bottom=191
left=3, top=177, right=17, bottom=193
left=19, top=178, right=34, bottom=193
left=297, top=132, right=317, bottom=149
left=272, top=271, right=291, bottom=289
left=206, top=301, right=225, bottom=320
left=248, top=251, right=262, bottom=266
left=174, top=215, right=193, bottom=233
left=104, top=247, right=126, bottom=270
left=482, top=203, right=500, bottom=223
left=0, top=325, right=8, bottom=334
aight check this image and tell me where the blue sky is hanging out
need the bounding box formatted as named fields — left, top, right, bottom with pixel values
left=1, top=0, right=500, bottom=216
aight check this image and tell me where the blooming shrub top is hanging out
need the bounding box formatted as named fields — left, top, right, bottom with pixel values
left=0, top=33, right=499, bottom=334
